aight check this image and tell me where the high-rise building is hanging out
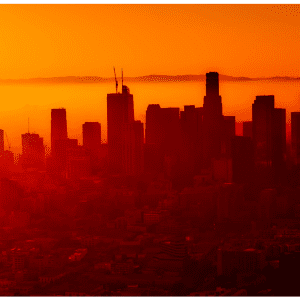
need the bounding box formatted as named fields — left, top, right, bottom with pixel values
left=51, top=108, right=68, bottom=155
left=107, top=85, right=134, bottom=174
left=21, top=133, right=45, bottom=170
left=123, top=120, right=144, bottom=176
left=291, top=112, right=300, bottom=164
left=0, top=129, right=4, bottom=156
left=223, top=116, right=235, bottom=157
left=180, top=105, right=198, bottom=177
left=203, top=72, right=223, bottom=167
left=83, top=122, right=101, bottom=150
left=83, top=122, right=101, bottom=174
left=272, top=108, right=286, bottom=178
left=252, top=95, right=275, bottom=166
left=243, top=121, right=253, bottom=139
left=145, top=104, right=164, bottom=174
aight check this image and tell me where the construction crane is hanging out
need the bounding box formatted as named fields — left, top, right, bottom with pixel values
left=5, top=132, right=11, bottom=151
left=113, top=66, right=118, bottom=93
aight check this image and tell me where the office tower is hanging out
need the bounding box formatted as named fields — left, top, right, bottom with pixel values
left=291, top=112, right=300, bottom=164
left=83, top=122, right=101, bottom=150
left=21, top=133, right=45, bottom=170
left=195, top=107, right=204, bottom=172
left=161, top=107, right=180, bottom=179
left=123, top=120, right=144, bottom=176
left=0, top=130, right=4, bottom=156
left=252, top=95, right=275, bottom=166
left=243, top=121, right=253, bottom=139
left=231, top=136, right=254, bottom=184
left=272, top=108, right=286, bottom=174
left=203, top=72, right=223, bottom=167
left=180, top=105, right=198, bottom=177
left=145, top=104, right=164, bottom=174
left=83, top=122, right=101, bottom=174
left=51, top=108, right=68, bottom=155
left=107, top=85, right=134, bottom=174
left=223, top=116, right=235, bottom=157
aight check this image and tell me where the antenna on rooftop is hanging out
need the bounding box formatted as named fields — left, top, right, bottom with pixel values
left=122, top=68, right=123, bottom=87
left=28, top=117, right=30, bottom=133
left=113, top=66, right=118, bottom=93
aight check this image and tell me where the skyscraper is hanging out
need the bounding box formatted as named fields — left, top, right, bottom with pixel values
left=272, top=108, right=286, bottom=169
left=203, top=72, right=223, bottom=167
left=0, top=129, right=4, bottom=156
left=107, top=85, right=134, bottom=174
left=252, top=95, right=274, bottom=166
left=291, top=112, right=300, bottom=164
left=223, top=116, right=236, bottom=157
left=123, top=120, right=144, bottom=176
left=21, top=133, right=45, bottom=170
left=51, top=108, right=68, bottom=155
left=145, top=104, right=164, bottom=174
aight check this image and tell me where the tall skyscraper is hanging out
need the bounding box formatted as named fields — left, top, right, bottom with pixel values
left=203, top=72, right=223, bottom=167
left=291, top=112, right=300, bottom=164
left=145, top=104, right=164, bottom=174
left=0, top=130, right=4, bottom=156
left=83, top=122, right=101, bottom=174
left=51, top=108, right=68, bottom=155
left=272, top=108, right=286, bottom=168
left=21, top=133, right=45, bottom=170
left=223, top=116, right=236, bottom=157
left=123, top=120, right=144, bottom=176
left=83, top=122, right=101, bottom=150
left=107, top=85, right=134, bottom=174
left=252, top=95, right=274, bottom=166
left=180, top=105, right=198, bottom=177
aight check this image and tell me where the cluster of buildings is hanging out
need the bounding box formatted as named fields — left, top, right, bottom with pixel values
left=0, top=72, right=299, bottom=295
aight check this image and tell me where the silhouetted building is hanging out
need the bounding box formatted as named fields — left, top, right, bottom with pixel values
left=252, top=95, right=275, bottom=166
left=145, top=104, right=164, bottom=174
left=107, top=85, right=134, bottom=174
left=145, top=105, right=180, bottom=178
left=223, top=116, right=235, bottom=157
left=203, top=72, right=223, bottom=167
left=180, top=105, right=198, bottom=178
left=291, top=112, right=300, bottom=164
left=123, top=121, right=144, bottom=176
left=272, top=108, right=286, bottom=182
left=83, top=122, right=101, bottom=174
left=0, top=129, right=4, bottom=156
left=243, top=121, right=253, bottom=139
left=51, top=108, right=68, bottom=154
left=232, top=136, right=254, bottom=184
left=21, top=133, right=45, bottom=170
left=161, top=107, right=180, bottom=178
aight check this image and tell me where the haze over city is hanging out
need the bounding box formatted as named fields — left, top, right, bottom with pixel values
left=0, top=4, right=299, bottom=297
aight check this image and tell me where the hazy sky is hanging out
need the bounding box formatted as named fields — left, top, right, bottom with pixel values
left=0, top=4, right=299, bottom=79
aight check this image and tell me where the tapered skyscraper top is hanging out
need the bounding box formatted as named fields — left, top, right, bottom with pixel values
left=206, top=72, right=219, bottom=97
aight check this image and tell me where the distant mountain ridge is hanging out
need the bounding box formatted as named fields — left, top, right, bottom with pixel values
left=0, top=74, right=299, bottom=84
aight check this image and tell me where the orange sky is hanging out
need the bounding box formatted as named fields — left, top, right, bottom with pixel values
left=0, top=4, right=299, bottom=79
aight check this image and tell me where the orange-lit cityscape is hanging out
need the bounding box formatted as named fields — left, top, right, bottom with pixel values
left=0, top=4, right=299, bottom=297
